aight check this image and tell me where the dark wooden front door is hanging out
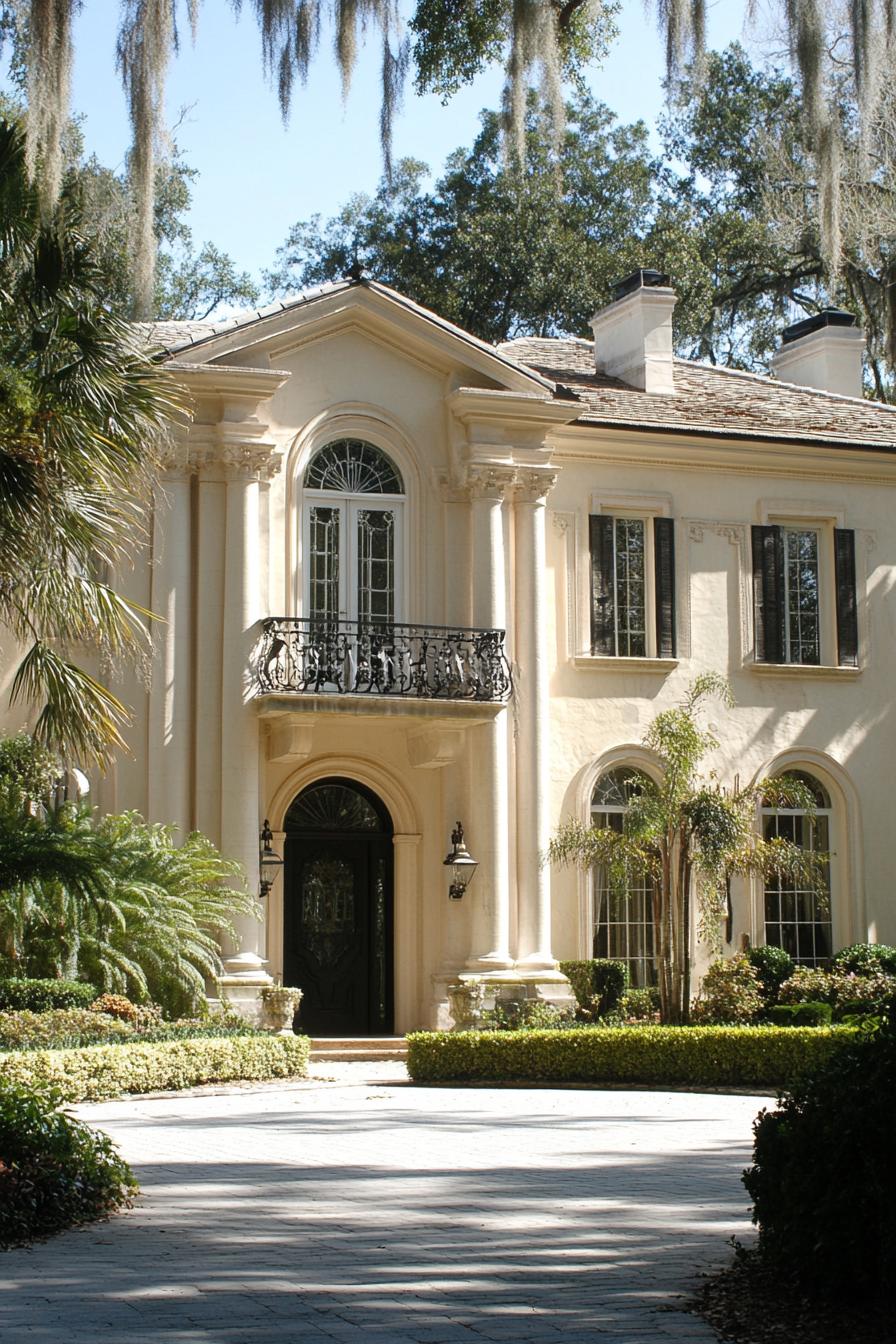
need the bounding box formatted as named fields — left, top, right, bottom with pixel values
left=282, top=779, right=393, bottom=1037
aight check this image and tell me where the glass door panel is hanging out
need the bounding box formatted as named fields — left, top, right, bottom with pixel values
left=354, top=505, right=397, bottom=626
left=306, top=501, right=346, bottom=622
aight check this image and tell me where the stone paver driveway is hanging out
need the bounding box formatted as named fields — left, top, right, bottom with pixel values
left=1, top=1069, right=764, bottom=1343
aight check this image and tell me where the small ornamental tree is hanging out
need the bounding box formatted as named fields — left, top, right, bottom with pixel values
left=548, top=674, right=827, bottom=1025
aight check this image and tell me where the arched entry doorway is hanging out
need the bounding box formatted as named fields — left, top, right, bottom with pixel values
left=283, top=777, right=394, bottom=1036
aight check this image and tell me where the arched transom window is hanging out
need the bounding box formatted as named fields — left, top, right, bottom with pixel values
left=302, top=439, right=405, bottom=625
left=591, top=767, right=656, bottom=988
left=761, top=771, right=832, bottom=966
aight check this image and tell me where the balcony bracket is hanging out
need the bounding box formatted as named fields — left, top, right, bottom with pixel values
left=406, top=727, right=466, bottom=770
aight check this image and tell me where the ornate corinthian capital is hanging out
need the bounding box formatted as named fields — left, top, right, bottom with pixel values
left=220, top=442, right=282, bottom=481
left=465, top=465, right=519, bottom=499
left=514, top=469, right=558, bottom=503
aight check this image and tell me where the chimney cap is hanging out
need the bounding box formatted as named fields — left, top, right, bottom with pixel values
left=781, top=307, right=857, bottom=345
left=611, top=268, right=670, bottom=303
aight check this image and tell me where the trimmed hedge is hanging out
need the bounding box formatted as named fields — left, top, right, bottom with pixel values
left=0, top=1080, right=137, bottom=1247
left=0, top=1033, right=310, bottom=1102
left=0, top=1008, right=133, bottom=1051
left=0, top=978, right=97, bottom=1011
left=406, top=1026, right=856, bottom=1088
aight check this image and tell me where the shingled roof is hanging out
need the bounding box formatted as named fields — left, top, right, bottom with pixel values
left=498, top=336, right=896, bottom=450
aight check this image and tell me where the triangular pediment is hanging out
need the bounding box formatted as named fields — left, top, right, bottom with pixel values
left=156, top=280, right=555, bottom=396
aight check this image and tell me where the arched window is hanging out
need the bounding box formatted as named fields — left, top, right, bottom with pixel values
left=303, top=439, right=405, bottom=625
left=591, top=767, right=656, bottom=988
left=761, top=771, right=832, bottom=965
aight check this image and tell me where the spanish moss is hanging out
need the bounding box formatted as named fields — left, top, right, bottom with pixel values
left=24, top=0, right=74, bottom=216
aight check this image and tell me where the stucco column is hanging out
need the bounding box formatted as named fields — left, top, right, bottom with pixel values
left=219, top=454, right=269, bottom=983
left=466, top=467, right=514, bottom=971
left=147, top=464, right=192, bottom=835
left=514, top=470, right=558, bottom=969
left=193, top=459, right=226, bottom=845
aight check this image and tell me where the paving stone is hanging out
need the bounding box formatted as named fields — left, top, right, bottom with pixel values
left=0, top=1071, right=765, bottom=1343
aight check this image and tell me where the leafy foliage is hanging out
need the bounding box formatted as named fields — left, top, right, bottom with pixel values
left=0, top=1078, right=136, bottom=1247
left=0, top=976, right=96, bottom=1011
left=0, top=1033, right=310, bottom=1102
left=744, top=1007, right=896, bottom=1300
left=0, top=119, right=178, bottom=765
left=833, top=943, right=896, bottom=977
left=559, top=958, right=628, bottom=1017
left=692, top=955, right=763, bottom=1025
left=406, top=1025, right=855, bottom=1086
left=0, top=1007, right=132, bottom=1050
left=746, top=945, right=795, bottom=1006
left=0, top=748, right=258, bottom=1017
left=549, top=675, right=827, bottom=1024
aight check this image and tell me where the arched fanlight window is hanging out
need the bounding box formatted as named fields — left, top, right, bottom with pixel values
left=591, top=767, right=656, bottom=988
left=761, top=770, right=833, bottom=966
left=304, top=439, right=403, bottom=495
left=302, top=439, right=405, bottom=625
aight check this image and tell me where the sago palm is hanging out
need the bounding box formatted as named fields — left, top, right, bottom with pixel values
left=0, top=115, right=179, bottom=767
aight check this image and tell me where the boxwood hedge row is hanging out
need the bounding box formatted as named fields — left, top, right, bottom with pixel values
left=406, top=1026, right=856, bottom=1088
left=0, top=1033, right=310, bottom=1102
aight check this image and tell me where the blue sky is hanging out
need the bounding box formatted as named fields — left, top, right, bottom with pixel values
left=54, top=1, right=752, bottom=281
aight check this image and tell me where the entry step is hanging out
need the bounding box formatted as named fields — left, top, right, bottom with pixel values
left=308, top=1036, right=408, bottom=1063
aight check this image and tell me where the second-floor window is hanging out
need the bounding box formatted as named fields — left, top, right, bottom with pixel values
left=751, top=523, right=858, bottom=667
left=589, top=514, right=676, bottom=658
left=303, top=439, right=405, bottom=626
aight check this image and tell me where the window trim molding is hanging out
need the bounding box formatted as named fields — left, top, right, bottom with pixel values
left=284, top=404, right=423, bottom=621
left=584, top=493, right=676, bottom=661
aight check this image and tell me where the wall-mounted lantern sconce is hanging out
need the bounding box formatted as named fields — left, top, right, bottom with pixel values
left=259, top=819, right=284, bottom=899
left=443, top=821, right=478, bottom=900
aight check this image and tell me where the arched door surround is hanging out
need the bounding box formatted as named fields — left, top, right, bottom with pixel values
left=283, top=777, right=394, bottom=1037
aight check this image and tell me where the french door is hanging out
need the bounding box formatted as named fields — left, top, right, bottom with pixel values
left=304, top=496, right=403, bottom=624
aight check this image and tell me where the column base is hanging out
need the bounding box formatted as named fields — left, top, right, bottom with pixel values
left=218, top=955, right=273, bottom=1024
left=465, top=954, right=515, bottom=973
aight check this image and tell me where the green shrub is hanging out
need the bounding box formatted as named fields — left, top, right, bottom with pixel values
left=0, top=978, right=97, bottom=1011
left=744, top=1008, right=896, bottom=1300
left=767, top=1002, right=832, bottom=1027
left=619, top=986, right=660, bottom=1021
left=778, top=967, right=834, bottom=1004
left=406, top=1025, right=853, bottom=1088
left=479, top=1000, right=573, bottom=1031
left=692, top=956, right=763, bottom=1024
left=832, top=943, right=896, bottom=977
left=89, top=993, right=142, bottom=1022
left=747, top=946, right=795, bottom=1005
left=0, top=1079, right=137, bottom=1247
left=559, top=960, right=628, bottom=1017
left=0, top=1033, right=310, bottom=1102
left=0, top=1009, right=132, bottom=1051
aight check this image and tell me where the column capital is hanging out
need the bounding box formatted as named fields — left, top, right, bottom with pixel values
left=465, top=464, right=519, bottom=500
left=221, top=440, right=282, bottom=481
left=514, top=469, right=558, bottom=503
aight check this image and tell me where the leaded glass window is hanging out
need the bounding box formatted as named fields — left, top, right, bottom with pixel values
left=591, top=768, right=656, bottom=987
left=304, top=440, right=403, bottom=495
left=285, top=780, right=390, bottom=832
left=302, top=439, right=404, bottom=626
left=783, top=528, right=821, bottom=665
left=613, top=519, right=647, bottom=657
left=762, top=771, right=832, bottom=965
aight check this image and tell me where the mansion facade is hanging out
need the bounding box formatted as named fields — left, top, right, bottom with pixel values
left=77, top=273, right=896, bottom=1030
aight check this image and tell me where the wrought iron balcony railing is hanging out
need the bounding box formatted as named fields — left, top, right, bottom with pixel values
left=255, top=618, right=512, bottom=703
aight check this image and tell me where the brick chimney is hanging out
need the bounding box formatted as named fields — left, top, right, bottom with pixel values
left=590, top=269, right=677, bottom=395
left=771, top=308, right=865, bottom=399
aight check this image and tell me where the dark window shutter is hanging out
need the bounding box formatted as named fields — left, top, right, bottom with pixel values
left=653, top=517, right=676, bottom=658
left=752, top=524, right=784, bottom=663
left=590, top=515, right=615, bottom=655
left=834, top=528, right=859, bottom=667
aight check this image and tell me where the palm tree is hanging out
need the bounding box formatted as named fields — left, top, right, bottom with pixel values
left=548, top=674, right=828, bottom=1024
left=0, top=116, right=178, bottom=767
